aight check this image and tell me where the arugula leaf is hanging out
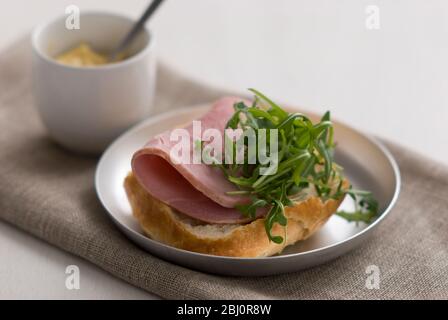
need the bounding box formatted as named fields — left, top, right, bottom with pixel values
left=248, top=88, right=288, bottom=121
left=264, top=200, right=287, bottom=244
left=210, top=90, right=379, bottom=243
left=336, top=189, right=379, bottom=224
left=236, top=198, right=268, bottom=219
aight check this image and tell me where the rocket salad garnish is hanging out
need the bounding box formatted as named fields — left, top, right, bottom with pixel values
left=214, top=89, right=379, bottom=244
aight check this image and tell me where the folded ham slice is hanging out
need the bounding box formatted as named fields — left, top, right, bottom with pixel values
left=132, top=97, right=265, bottom=224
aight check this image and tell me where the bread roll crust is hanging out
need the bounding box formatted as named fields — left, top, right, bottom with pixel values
left=124, top=173, right=347, bottom=257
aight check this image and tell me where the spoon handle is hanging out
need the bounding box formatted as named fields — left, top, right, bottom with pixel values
left=111, top=0, right=165, bottom=59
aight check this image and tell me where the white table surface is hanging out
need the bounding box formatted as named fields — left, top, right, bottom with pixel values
left=0, top=0, right=446, bottom=299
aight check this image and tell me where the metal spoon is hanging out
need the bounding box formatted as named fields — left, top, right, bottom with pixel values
left=109, top=0, right=165, bottom=61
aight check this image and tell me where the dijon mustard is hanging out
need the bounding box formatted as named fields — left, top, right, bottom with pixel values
left=56, top=43, right=113, bottom=67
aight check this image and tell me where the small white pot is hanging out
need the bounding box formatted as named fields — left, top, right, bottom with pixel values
left=31, top=11, right=156, bottom=154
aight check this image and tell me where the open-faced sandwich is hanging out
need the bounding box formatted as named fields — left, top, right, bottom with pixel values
left=124, top=89, right=378, bottom=257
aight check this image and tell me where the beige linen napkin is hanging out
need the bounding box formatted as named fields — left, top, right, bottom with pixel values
left=0, top=38, right=447, bottom=299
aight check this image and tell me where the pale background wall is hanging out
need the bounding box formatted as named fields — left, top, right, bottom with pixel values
left=0, top=0, right=446, bottom=298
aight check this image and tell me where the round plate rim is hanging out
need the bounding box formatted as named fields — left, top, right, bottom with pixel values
left=95, top=104, right=401, bottom=262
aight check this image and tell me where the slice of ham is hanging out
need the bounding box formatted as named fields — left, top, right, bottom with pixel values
left=132, top=97, right=265, bottom=224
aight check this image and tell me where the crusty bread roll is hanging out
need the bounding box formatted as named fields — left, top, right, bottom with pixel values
left=124, top=173, right=347, bottom=257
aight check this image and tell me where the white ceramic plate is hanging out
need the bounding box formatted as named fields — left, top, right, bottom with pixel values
left=95, top=104, right=400, bottom=276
